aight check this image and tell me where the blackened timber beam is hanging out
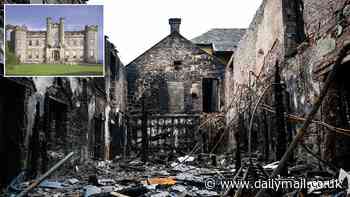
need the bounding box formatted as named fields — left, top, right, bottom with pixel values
left=273, top=61, right=287, bottom=175
left=17, top=152, right=75, bottom=197
left=141, top=97, right=148, bottom=162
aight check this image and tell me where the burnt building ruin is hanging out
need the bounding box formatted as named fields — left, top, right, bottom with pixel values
left=0, top=37, right=126, bottom=187
left=2, top=0, right=350, bottom=196
left=125, top=18, right=230, bottom=158
left=225, top=0, right=350, bottom=172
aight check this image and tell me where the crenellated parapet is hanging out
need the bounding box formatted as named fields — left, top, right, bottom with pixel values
left=85, top=25, right=98, bottom=32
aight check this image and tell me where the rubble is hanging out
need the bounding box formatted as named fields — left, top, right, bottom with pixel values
left=338, top=169, right=350, bottom=195
left=3, top=152, right=348, bottom=197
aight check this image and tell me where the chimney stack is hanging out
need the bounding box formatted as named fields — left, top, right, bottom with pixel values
left=169, top=18, right=181, bottom=34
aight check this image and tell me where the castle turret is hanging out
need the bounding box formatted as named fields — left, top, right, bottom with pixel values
left=46, top=17, right=52, bottom=47
left=59, top=17, right=64, bottom=47
left=84, top=25, right=98, bottom=64
left=45, top=17, right=53, bottom=63
left=13, top=25, right=27, bottom=63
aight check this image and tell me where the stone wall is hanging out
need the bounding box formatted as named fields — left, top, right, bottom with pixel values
left=126, top=32, right=225, bottom=115
left=225, top=0, right=285, bottom=155
left=9, top=21, right=98, bottom=64
left=64, top=33, right=85, bottom=63
left=225, top=0, right=350, bottom=168
left=0, top=37, right=126, bottom=184
left=26, top=32, right=46, bottom=63
left=85, top=25, right=98, bottom=64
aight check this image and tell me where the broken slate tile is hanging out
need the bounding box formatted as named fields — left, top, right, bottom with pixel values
left=39, top=180, right=65, bottom=189
left=84, top=185, right=102, bottom=197
left=67, top=178, right=80, bottom=185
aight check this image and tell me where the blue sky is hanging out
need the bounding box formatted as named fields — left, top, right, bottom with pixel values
left=5, top=5, right=104, bottom=61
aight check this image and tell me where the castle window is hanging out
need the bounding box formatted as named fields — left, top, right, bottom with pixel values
left=74, top=40, right=77, bottom=46
left=90, top=51, right=94, bottom=57
left=36, top=40, right=39, bottom=46
left=36, top=55, right=39, bottom=59
left=174, top=60, right=182, bottom=70
left=28, top=54, right=32, bottom=59
left=29, top=40, right=32, bottom=46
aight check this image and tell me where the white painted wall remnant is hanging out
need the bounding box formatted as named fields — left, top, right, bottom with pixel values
left=33, top=77, right=54, bottom=95
left=104, top=105, right=111, bottom=160
left=68, top=77, right=80, bottom=95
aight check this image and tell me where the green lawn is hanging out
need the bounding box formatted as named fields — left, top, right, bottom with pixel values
left=6, top=63, right=104, bottom=76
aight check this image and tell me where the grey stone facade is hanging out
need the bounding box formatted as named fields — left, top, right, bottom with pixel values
left=8, top=17, right=98, bottom=64
left=126, top=18, right=226, bottom=115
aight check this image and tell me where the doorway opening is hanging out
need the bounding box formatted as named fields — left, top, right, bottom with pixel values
left=202, top=78, right=219, bottom=113
left=0, top=79, right=25, bottom=186
left=53, top=50, right=60, bottom=62
left=93, top=114, right=104, bottom=160
left=44, top=96, right=68, bottom=154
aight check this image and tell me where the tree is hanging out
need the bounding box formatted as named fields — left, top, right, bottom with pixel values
left=5, top=41, right=19, bottom=70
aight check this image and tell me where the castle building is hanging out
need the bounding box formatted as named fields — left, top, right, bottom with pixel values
left=8, top=17, right=98, bottom=64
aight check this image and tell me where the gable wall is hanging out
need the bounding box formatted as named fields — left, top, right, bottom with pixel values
left=126, top=33, right=225, bottom=114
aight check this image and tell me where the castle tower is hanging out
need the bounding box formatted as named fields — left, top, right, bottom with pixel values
left=59, top=17, right=64, bottom=47
left=46, top=17, right=52, bottom=47
left=13, top=25, right=27, bottom=63
left=59, top=17, right=65, bottom=63
left=45, top=17, right=52, bottom=63
left=84, top=25, right=98, bottom=64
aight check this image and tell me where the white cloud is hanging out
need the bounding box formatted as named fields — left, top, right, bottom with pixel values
left=88, top=0, right=263, bottom=64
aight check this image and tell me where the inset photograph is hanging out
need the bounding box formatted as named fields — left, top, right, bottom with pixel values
left=4, top=4, right=104, bottom=77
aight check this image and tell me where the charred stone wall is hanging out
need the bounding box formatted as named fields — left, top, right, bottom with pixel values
left=225, top=0, right=350, bottom=169
left=0, top=42, right=126, bottom=185
left=0, top=0, right=127, bottom=187
left=126, top=32, right=225, bottom=115
left=0, top=78, right=34, bottom=186
left=103, top=36, right=127, bottom=159
left=225, top=0, right=286, bottom=156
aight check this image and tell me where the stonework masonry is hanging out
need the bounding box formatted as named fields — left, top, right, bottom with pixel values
left=225, top=0, right=350, bottom=170
left=126, top=19, right=226, bottom=115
